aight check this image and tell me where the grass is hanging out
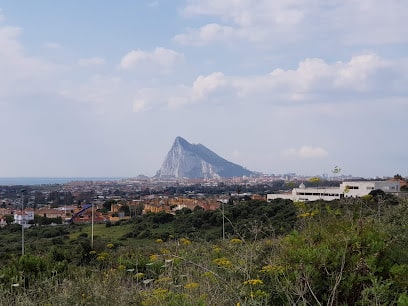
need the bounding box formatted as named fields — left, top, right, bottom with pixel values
left=69, top=223, right=133, bottom=241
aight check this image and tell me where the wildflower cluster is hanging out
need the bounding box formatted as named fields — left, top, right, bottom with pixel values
left=180, top=238, right=191, bottom=245
left=260, top=264, right=285, bottom=275
left=212, top=246, right=222, bottom=253
left=212, top=257, right=233, bottom=268
left=298, top=211, right=319, bottom=218
left=149, top=254, right=160, bottom=262
left=243, top=279, right=264, bottom=286
left=97, top=252, right=110, bottom=261
left=184, top=282, right=199, bottom=289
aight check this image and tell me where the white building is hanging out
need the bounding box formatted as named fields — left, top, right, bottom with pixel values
left=267, top=181, right=400, bottom=202
left=14, top=209, right=35, bottom=228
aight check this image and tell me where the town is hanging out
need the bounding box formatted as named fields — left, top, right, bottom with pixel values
left=1, top=174, right=406, bottom=228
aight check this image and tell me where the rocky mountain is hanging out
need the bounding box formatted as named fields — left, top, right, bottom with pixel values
left=155, top=136, right=255, bottom=179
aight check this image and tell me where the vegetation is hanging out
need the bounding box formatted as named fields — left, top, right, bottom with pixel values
left=0, top=195, right=407, bottom=305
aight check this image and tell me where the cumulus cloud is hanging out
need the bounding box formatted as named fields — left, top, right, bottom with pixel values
left=283, top=146, right=329, bottom=159
left=78, top=57, right=106, bottom=67
left=176, top=1, right=308, bottom=45
left=0, top=24, right=56, bottom=98
left=118, top=47, right=183, bottom=71
left=177, top=0, right=408, bottom=46
left=182, top=0, right=304, bottom=27
left=192, top=72, right=227, bottom=101
left=162, top=53, right=402, bottom=109
left=174, top=24, right=241, bottom=45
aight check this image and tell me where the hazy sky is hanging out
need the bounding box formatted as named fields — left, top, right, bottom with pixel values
left=0, top=1, right=407, bottom=178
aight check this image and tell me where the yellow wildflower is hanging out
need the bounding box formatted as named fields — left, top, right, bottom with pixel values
left=134, top=272, right=145, bottom=280
left=260, top=265, right=285, bottom=274
left=213, top=257, right=232, bottom=268
left=184, top=282, right=199, bottom=289
left=213, top=246, right=222, bottom=253
left=180, top=237, right=191, bottom=245
left=243, top=279, right=264, bottom=286
left=149, top=254, right=159, bottom=262
left=160, top=248, right=170, bottom=255
left=156, top=277, right=172, bottom=284
left=117, top=265, right=126, bottom=271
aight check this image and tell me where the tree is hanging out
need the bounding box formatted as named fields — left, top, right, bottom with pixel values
left=332, top=165, right=341, bottom=180
left=119, top=204, right=130, bottom=216
left=134, top=203, right=144, bottom=215
left=103, top=199, right=115, bottom=212
left=4, top=214, right=14, bottom=225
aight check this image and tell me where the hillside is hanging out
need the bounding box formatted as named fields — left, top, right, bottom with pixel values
left=0, top=195, right=407, bottom=305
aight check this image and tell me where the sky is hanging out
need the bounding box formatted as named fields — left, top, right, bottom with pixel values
left=0, top=0, right=407, bottom=178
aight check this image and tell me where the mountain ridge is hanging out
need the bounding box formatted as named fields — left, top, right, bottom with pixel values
left=155, top=137, right=255, bottom=179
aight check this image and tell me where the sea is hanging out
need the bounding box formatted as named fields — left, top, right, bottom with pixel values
left=0, top=177, right=123, bottom=186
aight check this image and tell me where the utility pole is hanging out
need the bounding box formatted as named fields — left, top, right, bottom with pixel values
left=222, top=201, right=225, bottom=240
left=91, top=203, right=94, bottom=248
left=21, top=189, right=26, bottom=256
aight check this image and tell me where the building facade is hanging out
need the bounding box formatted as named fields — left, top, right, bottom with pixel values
left=267, top=181, right=400, bottom=202
left=14, top=209, right=35, bottom=228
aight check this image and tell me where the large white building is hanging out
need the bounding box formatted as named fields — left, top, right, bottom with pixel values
left=267, top=181, right=400, bottom=202
left=14, top=209, right=35, bottom=228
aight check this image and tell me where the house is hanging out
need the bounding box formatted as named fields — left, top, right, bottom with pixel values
left=14, top=209, right=35, bottom=228
left=267, top=180, right=400, bottom=202
left=36, top=208, right=65, bottom=219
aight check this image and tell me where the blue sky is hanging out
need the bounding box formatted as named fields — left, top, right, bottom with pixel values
left=0, top=0, right=407, bottom=178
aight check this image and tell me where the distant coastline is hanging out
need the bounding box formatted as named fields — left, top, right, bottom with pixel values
left=0, top=177, right=124, bottom=186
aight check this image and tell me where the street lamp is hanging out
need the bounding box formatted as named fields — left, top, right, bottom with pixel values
left=20, top=189, right=26, bottom=256
left=91, top=203, right=94, bottom=248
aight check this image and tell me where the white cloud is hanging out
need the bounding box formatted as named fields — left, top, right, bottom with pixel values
left=283, top=146, right=329, bottom=159
left=161, top=53, right=403, bottom=109
left=132, top=99, right=149, bottom=112
left=330, top=0, right=408, bottom=45
left=0, top=25, right=23, bottom=55
left=174, top=23, right=239, bottom=45
left=177, top=0, right=408, bottom=47
left=119, top=47, right=183, bottom=70
left=333, top=54, right=388, bottom=90
left=43, top=42, right=61, bottom=49
left=0, top=24, right=56, bottom=98
left=78, top=57, right=106, bottom=67
left=60, top=75, right=126, bottom=109
left=176, top=1, right=308, bottom=45
left=182, top=0, right=304, bottom=27
left=192, top=72, right=227, bottom=101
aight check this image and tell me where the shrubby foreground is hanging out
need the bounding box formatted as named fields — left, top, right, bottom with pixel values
left=0, top=196, right=407, bottom=305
